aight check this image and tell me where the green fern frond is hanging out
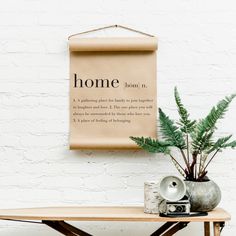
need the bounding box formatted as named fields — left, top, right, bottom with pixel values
left=159, top=108, right=186, bottom=149
left=192, top=131, right=215, bottom=153
left=130, top=136, right=171, bottom=154
left=207, top=135, right=233, bottom=154
left=221, top=140, right=236, bottom=148
left=192, top=93, right=236, bottom=154
left=222, top=140, right=236, bottom=148
left=196, top=94, right=236, bottom=132
left=174, top=87, right=196, bottom=133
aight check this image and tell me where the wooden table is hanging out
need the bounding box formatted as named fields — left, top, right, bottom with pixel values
left=0, top=206, right=230, bottom=236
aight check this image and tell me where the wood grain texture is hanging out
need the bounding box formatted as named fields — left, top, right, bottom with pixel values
left=213, top=222, right=221, bottom=236
left=0, top=207, right=231, bottom=222
left=204, top=222, right=210, bottom=236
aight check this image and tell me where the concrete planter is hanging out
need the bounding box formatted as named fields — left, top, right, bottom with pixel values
left=185, top=180, right=221, bottom=212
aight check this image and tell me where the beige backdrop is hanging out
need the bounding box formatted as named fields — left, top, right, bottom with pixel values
left=69, top=37, right=157, bottom=149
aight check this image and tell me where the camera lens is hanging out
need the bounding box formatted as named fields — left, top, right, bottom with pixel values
left=169, top=205, right=176, bottom=212
left=177, top=205, right=186, bottom=212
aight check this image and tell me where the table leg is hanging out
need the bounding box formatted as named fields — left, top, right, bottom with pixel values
left=213, top=222, right=220, bottom=236
left=42, top=221, right=77, bottom=236
left=150, top=222, right=177, bottom=236
left=42, top=220, right=93, bottom=236
left=162, top=222, right=189, bottom=236
left=150, top=222, right=189, bottom=236
left=204, top=222, right=210, bottom=236
left=59, top=221, right=93, bottom=236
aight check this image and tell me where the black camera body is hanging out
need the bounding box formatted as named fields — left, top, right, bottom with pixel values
left=166, top=199, right=190, bottom=216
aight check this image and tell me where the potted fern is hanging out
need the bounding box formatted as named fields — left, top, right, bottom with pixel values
left=130, top=87, right=236, bottom=212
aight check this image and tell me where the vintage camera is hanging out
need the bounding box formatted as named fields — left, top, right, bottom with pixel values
left=166, top=198, right=190, bottom=216
left=159, top=176, right=191, bottom=216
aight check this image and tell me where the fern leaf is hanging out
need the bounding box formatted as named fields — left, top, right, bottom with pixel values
left=212, top=137, right=236, bottom=151
left=192, top=131, right=215, bottom=153
left=130, top=136, right=171, bottom=154
left=159, top=108, right=186, bottom=149
left=174, top=87, right=196, bottom=133
left=221, top=140, right=236, bottom=148
left=207, top=135, right=233, bottom=154
left=192, top=93, right=236, bottom=154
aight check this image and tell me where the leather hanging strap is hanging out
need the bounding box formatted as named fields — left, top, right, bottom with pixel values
left=68, top=24, right=155, bottom=39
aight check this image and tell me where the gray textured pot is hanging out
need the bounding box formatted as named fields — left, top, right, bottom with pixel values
left=185, top=180, right=221, bottom=212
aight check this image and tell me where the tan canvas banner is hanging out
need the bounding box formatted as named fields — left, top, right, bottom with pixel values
left=69, top=37, right=157, bottom=149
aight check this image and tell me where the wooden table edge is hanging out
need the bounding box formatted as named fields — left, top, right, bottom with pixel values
left=0, top=216, right=231, bottom=222
left=0, top=207, right=231, bottom=222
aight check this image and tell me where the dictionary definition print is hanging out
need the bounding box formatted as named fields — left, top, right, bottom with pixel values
left=69, top=37, right=158, bottom=149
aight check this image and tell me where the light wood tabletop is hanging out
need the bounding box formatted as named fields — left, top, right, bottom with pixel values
left=0, top=206, right=230, bottom=222
left=0, top=206, right=231, bottom=236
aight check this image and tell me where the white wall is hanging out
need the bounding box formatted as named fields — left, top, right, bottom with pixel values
left=0, top=0, right=236, bottom=235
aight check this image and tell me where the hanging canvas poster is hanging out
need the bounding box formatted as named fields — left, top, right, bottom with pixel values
left=69, top=34, right=158, bottom=149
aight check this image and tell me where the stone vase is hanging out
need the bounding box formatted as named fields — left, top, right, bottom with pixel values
left=185, top=180, right=221, bottom=212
